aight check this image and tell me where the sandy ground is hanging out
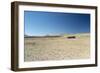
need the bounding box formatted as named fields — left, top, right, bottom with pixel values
left=24, top=34, right=90, bottom=62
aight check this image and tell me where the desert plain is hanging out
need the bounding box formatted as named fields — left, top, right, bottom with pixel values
left=24, top=33, right=90, bottom=62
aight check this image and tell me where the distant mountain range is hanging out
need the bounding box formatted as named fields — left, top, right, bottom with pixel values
left=24, top=34, right=29, bottom=37
left=24, top=33, right=90, bottom=38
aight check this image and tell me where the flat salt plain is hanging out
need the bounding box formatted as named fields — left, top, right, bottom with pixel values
left=24, top=33, right=90, bottom=62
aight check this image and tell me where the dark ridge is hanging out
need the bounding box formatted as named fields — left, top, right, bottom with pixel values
left=24, top=35, right=61, bottom=38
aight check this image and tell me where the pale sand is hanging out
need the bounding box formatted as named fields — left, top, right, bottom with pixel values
left=24, top=34, right=90, bottom=62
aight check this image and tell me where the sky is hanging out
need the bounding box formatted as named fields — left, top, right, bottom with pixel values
left=24, top=11, right=90, bottom=36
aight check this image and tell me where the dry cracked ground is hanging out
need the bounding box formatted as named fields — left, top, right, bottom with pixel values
left=24, top=33, right=90, bottom=62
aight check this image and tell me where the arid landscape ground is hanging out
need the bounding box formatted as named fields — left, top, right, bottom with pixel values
left=24, top=33, right=90, bottom=62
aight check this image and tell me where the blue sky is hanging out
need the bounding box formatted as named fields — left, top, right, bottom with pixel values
left=24, top=11, right=90, bottom=36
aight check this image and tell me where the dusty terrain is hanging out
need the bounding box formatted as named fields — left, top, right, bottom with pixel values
left=24, top=33, right=90, bottom=62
